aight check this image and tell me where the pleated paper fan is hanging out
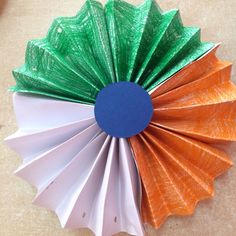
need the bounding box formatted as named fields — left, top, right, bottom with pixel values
left=11, top=0, right=213, bottom=103
left=5, top=0, right=236, bottom=235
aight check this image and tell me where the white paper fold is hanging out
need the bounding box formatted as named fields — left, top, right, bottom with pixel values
left=12, top=93, right=94, bottom=130
left=5, top=118, right=96, bottom=160
left=6, top=93, right=144, bottom=236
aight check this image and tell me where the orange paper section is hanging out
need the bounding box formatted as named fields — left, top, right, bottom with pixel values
left=129, top=126, right=233, bottom=228
left=129, top=47, right=235, bottom=229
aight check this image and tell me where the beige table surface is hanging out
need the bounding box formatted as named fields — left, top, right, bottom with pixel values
left=0, top=0, right=236, bottom=235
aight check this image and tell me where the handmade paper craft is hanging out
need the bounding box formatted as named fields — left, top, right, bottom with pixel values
left=5, top=0, right=236, bottom=235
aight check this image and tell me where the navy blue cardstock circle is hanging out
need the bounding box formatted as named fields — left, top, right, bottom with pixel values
left=95, top=82, right=153, bottom=138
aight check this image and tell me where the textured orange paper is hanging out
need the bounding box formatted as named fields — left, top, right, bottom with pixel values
left=129, top=46, right=235, bottom=228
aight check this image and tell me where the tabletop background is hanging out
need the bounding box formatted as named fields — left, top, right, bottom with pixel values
left=0, top=0, right=236, bottom=235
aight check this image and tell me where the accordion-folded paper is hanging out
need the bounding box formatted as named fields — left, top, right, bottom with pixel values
left=5, top=0, right=235, bottom=235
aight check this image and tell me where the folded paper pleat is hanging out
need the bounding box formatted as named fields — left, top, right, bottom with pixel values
left=11, top=0, right=214, bottom=103
left=6, top=93, right=143, bottom=236
left=129, top=46, right=235, bottom=229
left=6, top=0, right=235, bottom=234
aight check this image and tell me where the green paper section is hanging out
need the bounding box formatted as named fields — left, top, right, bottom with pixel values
left=11, top=0, right=115, bottom=104
left=105, top=0, right=214, bottom=89
left=11, top=0, right=215, bottom=104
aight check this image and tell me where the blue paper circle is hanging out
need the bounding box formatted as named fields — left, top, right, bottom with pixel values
left=95, top=82, right=153, bottom=138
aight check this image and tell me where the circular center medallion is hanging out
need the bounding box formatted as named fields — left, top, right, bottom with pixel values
left=95, top=82, right=153, bottom=138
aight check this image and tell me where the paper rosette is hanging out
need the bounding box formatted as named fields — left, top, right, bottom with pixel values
left=5, top=0, right=236, bottom=235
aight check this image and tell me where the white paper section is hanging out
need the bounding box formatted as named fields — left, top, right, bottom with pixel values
left=15, top=123, right=101, bottom=190
left=12, top=92, right=94, bottom=130
left=6, top=93, right=144, bottom=236
left=5, top=93, right=95, bottom=160
left=36, top=135, right=144, bottom=236
left=5, top=118, right=96, bottom=160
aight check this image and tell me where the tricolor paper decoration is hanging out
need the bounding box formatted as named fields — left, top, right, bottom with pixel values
left=5, top=0, right=236, bottom=235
